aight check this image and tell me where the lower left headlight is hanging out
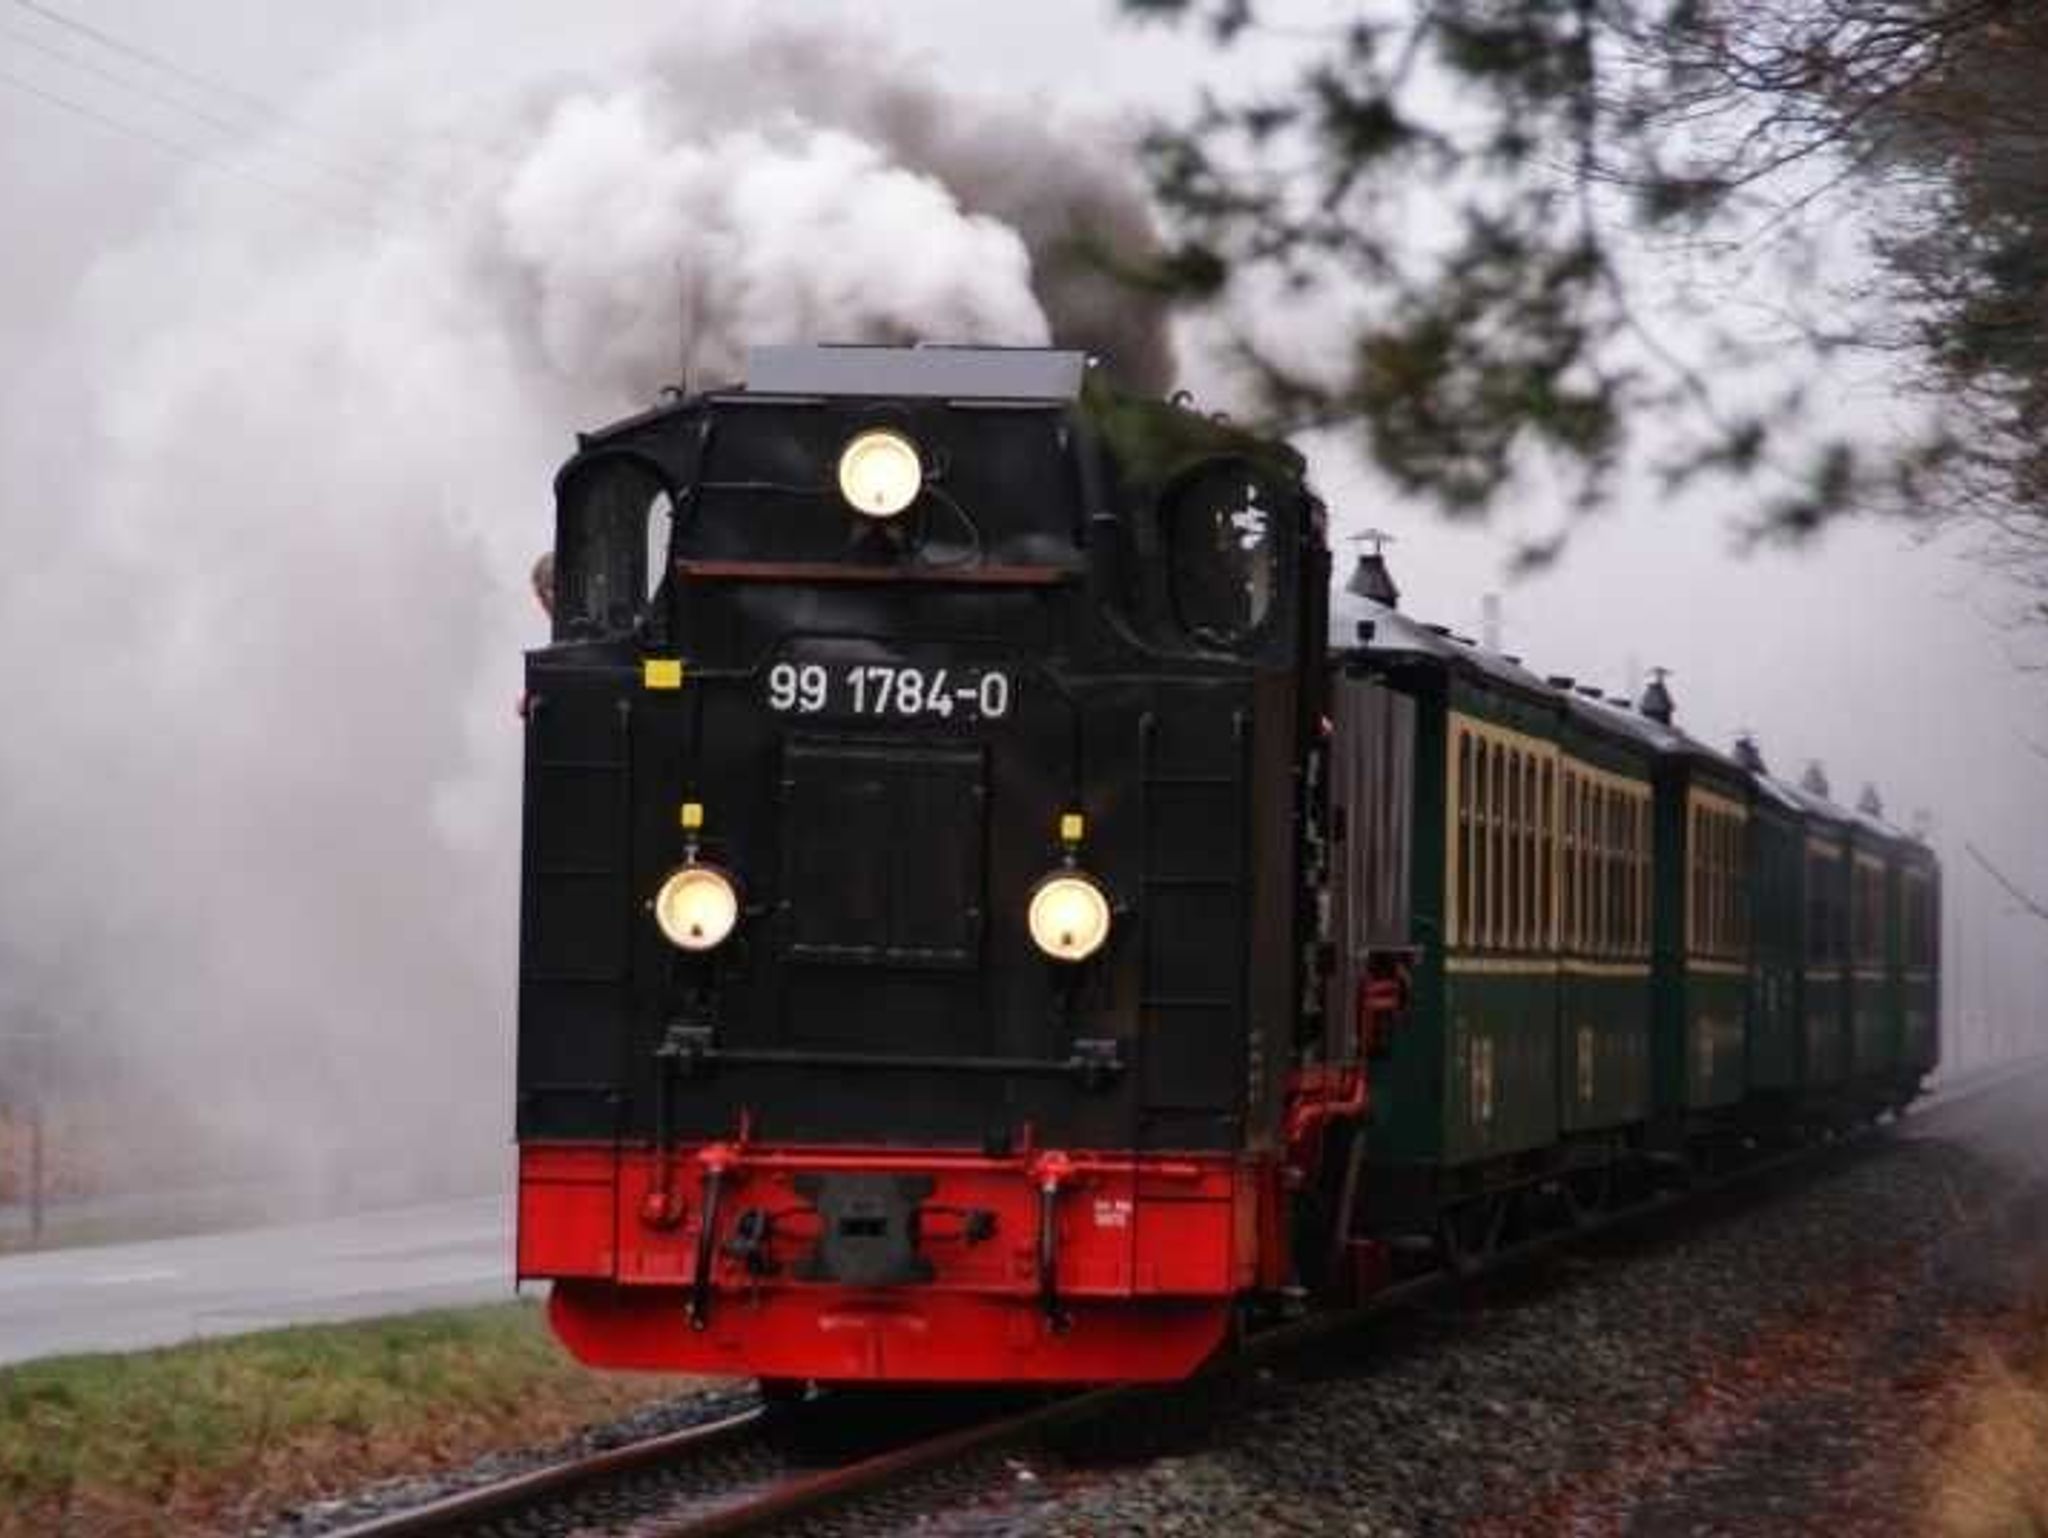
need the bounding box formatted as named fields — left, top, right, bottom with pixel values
left=1027, top=871, right=1112, bottom=962
left=653, top=864, right=740, bottom=952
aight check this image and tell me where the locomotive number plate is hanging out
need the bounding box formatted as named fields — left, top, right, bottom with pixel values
left=765, top=660, right=1014, bottom=722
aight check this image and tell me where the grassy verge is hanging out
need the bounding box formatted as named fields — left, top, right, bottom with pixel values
left=1927, top=1283, right=2048, bottom=1536
left=0, top=1300, right=703, bottom=1537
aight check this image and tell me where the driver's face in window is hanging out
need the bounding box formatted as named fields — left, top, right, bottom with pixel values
left=531, top=552, right=556, bottom=619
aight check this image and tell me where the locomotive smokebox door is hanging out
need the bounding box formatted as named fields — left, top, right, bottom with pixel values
left=795, top=1174, right=937, bottom=1286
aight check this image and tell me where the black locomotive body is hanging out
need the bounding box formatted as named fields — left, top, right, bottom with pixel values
left=518, top=347, right=1326, bottom=1381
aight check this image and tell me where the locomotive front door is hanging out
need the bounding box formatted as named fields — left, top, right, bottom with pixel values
left=777, top=737, right=987, bottom=972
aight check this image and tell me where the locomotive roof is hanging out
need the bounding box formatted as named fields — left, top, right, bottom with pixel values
left=744, top=344, right=1087, bottom=401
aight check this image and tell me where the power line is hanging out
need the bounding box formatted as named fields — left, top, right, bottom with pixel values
left=0, top=18, right=392, bottom=206
left=7, top=0, right=405, bottom=190
left=0, top=65, right=381, bottom=232
left=15, top=0, right=295, bottom=124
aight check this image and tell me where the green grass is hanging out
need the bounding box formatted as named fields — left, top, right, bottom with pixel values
left=0, top=1301, right=701, bottom=1537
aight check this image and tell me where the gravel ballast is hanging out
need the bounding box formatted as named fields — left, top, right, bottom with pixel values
left=838, top=1089, right=2048, bottom=1536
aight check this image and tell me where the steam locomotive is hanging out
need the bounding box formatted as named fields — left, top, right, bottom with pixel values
left=514, top=345, right=1939, bottom=1386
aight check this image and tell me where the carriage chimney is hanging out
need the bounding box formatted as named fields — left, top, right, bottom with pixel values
left=1638, top=667, right=1675, bottom=724
left=1347, top=529, right=1400, bottom=607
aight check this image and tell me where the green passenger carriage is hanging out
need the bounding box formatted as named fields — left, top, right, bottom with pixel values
left=1322, top=553, right=1941, bottom=1256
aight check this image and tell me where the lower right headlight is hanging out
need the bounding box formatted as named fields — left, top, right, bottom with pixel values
left=653, top=863, right=741, bottom=952
left=1027, top=872, right=1112, bottom=963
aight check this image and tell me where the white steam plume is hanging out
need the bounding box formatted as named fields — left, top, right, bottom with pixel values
left=0, top=11, right=1172, bottom=1205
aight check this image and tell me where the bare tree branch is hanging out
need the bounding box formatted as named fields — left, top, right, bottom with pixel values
left=1966, top=840, right=2048, bottom=925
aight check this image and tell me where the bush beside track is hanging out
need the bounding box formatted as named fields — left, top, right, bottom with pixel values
left=1927, top=1262, right=2048, bottom=1535
left=0, top=1300, right=703, bottom=1538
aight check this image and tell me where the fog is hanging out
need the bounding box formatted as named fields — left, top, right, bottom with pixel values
left=0, top=0, right=1172, bottom=1203
left=0, top=1, right=2040, bottom=1209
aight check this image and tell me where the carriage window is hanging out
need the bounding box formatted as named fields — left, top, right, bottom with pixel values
left=1489, top=742, right=1506, bottom=949
left=1683, top=801, right=1748, bottom=961
left=1852, top=860, right=1886, bottom=966
left=1901, top=870, right=1934, bottom=968
left=556, top=459, right=673, bottom=637
left=1165, top=463, right=1280, bottom=645
left=1500, top=748, right=1515, bottom=951
left=1482, top=737, right=1499, bottom=946
left=1806, top=847, right=1839, bottom=966
left=1457, top=733, right=1474, bottom=946
left=1561, top=771, right=1577, bottom=951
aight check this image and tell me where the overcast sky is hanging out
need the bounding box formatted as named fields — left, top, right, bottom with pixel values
left=0, top=0, right=2036, bottom=1158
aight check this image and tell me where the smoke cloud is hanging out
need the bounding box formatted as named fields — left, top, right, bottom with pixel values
left=0, top=9, right=1173, bottom=1205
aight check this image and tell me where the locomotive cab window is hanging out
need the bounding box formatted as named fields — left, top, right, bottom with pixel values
left=553, top=457, right=674, bottom=638
left=1164, top=461, right=1282, bottom=648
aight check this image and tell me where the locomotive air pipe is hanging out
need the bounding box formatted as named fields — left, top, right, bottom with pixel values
left=646, top=1042, right=680, bottom=1226
left=688, top=1144, right=740, bottom=1330
left=1032, top=1151, right=1075, bottom=1332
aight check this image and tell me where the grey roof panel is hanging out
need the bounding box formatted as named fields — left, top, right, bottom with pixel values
left=1750, top=772, right=1807, bottom=816
left=1332, top=591, right=1556, bottom=695
left=1337, top=590, right=1918, bottom=840
left=746, top=345, right=1087, bottom=401
left=1764, top=773, right=1853, bottom=828
left=1335, top=590, right=1746, bottom=775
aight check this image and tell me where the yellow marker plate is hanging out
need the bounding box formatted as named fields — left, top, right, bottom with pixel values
left=643, top=658, right=684, bottom=690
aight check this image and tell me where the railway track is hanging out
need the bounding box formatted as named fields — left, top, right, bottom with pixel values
left=324, top=1053, right=2048, bottom=1538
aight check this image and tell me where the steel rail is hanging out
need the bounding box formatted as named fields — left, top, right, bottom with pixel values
left=652, top=1389, right=1128, bottom=1538
left=321, top=1406, right=765, bottom=1538
left=328, top=1053, right=2048, bottom=1538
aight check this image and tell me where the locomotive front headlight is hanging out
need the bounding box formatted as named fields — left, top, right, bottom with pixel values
left=653, top=864, right=740, bottom=952
left=836, top=429, right=922, bottom=518
left=1027, top=872, right=1112, bottom=963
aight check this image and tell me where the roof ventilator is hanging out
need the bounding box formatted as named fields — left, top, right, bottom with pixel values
left=1638, top=667, right=1675, bottom=725
left=1346, top=528, right=1400, bottom=607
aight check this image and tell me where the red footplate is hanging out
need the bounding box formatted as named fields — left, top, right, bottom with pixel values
left=519, top=1143, right=1271, bottom=1384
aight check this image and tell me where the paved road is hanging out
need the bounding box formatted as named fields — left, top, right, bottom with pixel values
left=0, top=1194, right=514, bottom=1366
